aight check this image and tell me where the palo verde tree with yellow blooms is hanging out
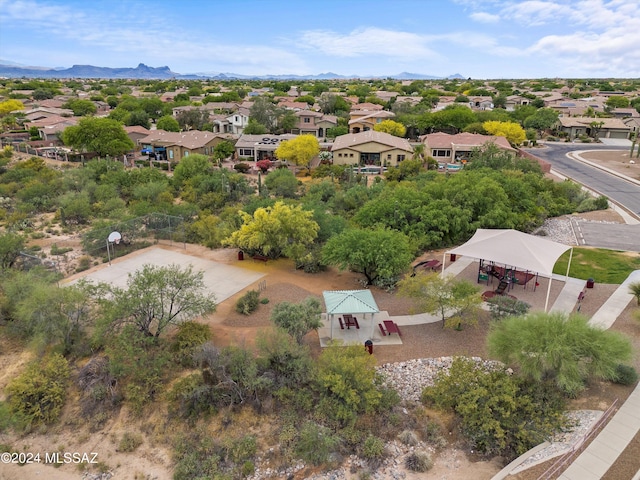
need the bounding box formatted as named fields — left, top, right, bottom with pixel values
left=373, top=119, right=406, bottom=137
left=224, top=201, right=319, bottom=260
left=483, top=120, right=526, bottom=146
left=274, top=134, right=320, bottom=174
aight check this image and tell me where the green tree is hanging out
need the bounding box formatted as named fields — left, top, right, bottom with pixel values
left=605, top=96, right=630, bottom=109
left=172, top=154, right=212, bottom=188
left=249, top=96, right=278, bottom=131
left=63, top=98, right=97, bottom=116
left=0, top=232, right=25, bottom=270
left=483, top=120, right=526, bottom=146
left=275, top=135, right=320, bottom=174
left=427, top=105, right=476, bottom=133
left=156, top=115, right=180, bottom=132
left=62, top=117, right=134, bottom=157
left=6, top=353, right=71, bottom=426
left=326, top=126, right=349, bottom=139
left=323, top=227, right=413, bottom=286
left=523, top=108, right=559, bottom=134
left=100, top=264, right=217, bottom=338
left=270, top=297, right=323, bottom=345
left=263, top=167, right=299, bottom=198
left=224, top=201, right=319, bottom=260
left=487, top=312, right=633, bottom=396
left=176, top=109, right=209, bottom=131
left=373, top=119, right=406, bottom=137
left=212, top=140, right=236, bottom=162
left=125, top=110, right=151, bottom=129
left=243, top=118, right=268, bottom=134
left=397, top=272, right=482, bottom=328
left=13, top=281, right=94, bottom=354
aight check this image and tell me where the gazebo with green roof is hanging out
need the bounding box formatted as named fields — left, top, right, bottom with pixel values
left=322, top=289, right=380, bottom=340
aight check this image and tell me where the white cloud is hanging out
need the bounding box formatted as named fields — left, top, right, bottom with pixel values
left=469, top=11, right=500, bottom=23
left=299, top=27, right=439, bottom=59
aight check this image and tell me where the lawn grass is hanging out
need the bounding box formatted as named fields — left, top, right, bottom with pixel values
left=553, top=247, right=640, bottom=284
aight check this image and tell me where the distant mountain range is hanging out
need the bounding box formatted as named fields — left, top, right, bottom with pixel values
left=0, top=61, right=465, bottom=80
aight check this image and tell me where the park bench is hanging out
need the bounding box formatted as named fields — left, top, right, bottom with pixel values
left=252, top=254, right=269, bottom=262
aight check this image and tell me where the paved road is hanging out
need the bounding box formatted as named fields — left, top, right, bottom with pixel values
left=525, top=143, right=640, bottom=219
left=573, top=220, right=640, bottom=252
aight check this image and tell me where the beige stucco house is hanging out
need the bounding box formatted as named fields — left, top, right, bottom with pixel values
left=140, top=130, right=234, bottom=162
left=331, top=131, right=413, bottom=167
left=420, top=132, right=515, bottom=163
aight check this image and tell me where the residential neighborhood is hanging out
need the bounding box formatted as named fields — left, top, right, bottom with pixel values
left=1, top=70, right=640, bottom=480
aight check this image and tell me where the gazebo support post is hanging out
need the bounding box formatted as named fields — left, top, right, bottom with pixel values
left=565, top=247, right=573, bottom=280
left=544, top=277, right=552, bottom=312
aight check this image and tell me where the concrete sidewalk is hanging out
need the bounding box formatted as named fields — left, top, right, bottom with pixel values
left=557, top=269, right=640, bottom=480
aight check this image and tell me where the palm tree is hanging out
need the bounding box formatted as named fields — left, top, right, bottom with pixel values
left=628, top=281, right=640, bottom=306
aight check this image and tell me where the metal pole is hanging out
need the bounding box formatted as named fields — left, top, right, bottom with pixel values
left=106, top=239, right=111, bottom=266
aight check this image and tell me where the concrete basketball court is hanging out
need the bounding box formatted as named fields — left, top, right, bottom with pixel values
left=64, top=246, right=265, bottom=302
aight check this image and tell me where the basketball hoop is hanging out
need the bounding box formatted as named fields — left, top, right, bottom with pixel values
left=106, top=231, right=122, bottom=266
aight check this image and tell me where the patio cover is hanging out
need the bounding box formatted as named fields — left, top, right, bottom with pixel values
left=445, top=229, right=573, bottom=311
left=323, top=290, right=380, bottom=340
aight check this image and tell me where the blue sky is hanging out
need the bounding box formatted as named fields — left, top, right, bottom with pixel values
left=1, top=0, right=638, bottom=78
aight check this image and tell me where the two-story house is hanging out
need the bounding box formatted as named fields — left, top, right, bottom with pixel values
left=292, top=111, right=338, bottom=138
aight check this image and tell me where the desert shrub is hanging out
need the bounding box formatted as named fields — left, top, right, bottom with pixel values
left=294, top=421, right=340, bottom=466
left=6, top=353, right=70, bottom=426
left=613, top=364, right=638, bottom=386
left=118, top=432, right=143, bottom=452
left=76, top=255, right=91, bottom=272
left=173, top=429, right=223, bottom=479
left=361, top=435, right=385, bottom=460
left=50, top=243, right=73, bottom=255
left=172, top=321, right=211, bottom=367
left=167, top=373, right=217, bottom=420
left=421, top=420, right=447, bottom=448
left=260, top=297, right=270, bottom=304
left=105, top=327, right=171, bottom=413
left=398, top=430, right=419, bottom=446
left=487, top=296, right=531, bottom=320
left=405, top=451, right=433, bottom=472
left=235, top=290, right=260, bottom=315
left=233, top=162, right=251, bottom=173
left=77, top=356, right=120, bottom=419
left=223, top=435, right=257, bottom=464
left=422, top=357, right=568, bottom=459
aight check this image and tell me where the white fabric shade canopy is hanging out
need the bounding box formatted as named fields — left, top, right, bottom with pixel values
left=323, top=290, right=380, bottom=339
left=445, top=229, right=573, bottom=311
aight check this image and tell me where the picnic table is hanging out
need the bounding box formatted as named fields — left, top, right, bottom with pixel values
left=339, top=314, right=359, bottom=329
left=379, top=320, right=401, bottom=336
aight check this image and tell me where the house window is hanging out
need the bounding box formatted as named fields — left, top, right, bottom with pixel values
left=338, top=153, right=343, bottom=157
left=240, top=149, right=253, bottom=156
left=303, top=117, right=310, bottom=123
left=387, top=154, right=392, bottom=160
left=397, top=154, right=405, bottom=162
left=235, top=116, right=239, bottom=122
left=349, top=153, right=354, bottom=157
left=184, top=151, right=189, bottom=157
left=433, top=149, right=451, bottom=157
left=169, top=150, right=174, bottom=159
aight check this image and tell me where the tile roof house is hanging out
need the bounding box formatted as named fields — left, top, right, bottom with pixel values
left=139, top=130, right=234, bottom=162
left=556, top=117, right=631, bottom=140
left=124, top=126, right=151, bottom=146
left=331, top=130, right=413, bottom=167
left=420, top=132, right=515, bottom=163
left=234, top=134, right=298, bottom=161
left=24, top=115, right=78, bottom=142
left=292, top=110, right=337, bottom=138
left=467, top=96, right=494, bottom=110
left=348, top=110, right=396, bottom=134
